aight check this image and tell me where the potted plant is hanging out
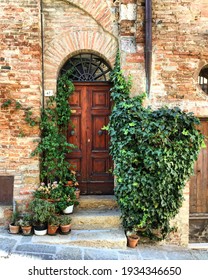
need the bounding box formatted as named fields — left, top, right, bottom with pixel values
left=62, top=199, right=74, bottom=214
left=47, top=214, right=60, bottom=235
left=55, top=184, right=78, bottom=214
left=19, top=213, right=33, bottom=235
left=9, top=211, right=20, bottom=234
left=59, top=215, right=72, bottom=233
left=29, top=198, right=56, bottom=235
left=126, top=231, right=140, bottom=248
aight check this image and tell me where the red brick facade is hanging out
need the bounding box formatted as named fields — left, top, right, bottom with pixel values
left=0, top=0, right=208, bottom=245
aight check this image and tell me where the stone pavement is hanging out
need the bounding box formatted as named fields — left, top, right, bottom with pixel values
left=0, top=227, right=208, bottom=260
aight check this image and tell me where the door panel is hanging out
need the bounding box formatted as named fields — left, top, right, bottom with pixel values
left=189, top=119, right=208, bottom=242
left=67, top=83, right=114, bottom=194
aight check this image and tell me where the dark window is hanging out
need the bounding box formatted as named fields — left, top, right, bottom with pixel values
left=198, top=66, right=208, bottom=94
left=61, top=53, right=111, bottom=82
left=0, top=176, right=14, bottom=205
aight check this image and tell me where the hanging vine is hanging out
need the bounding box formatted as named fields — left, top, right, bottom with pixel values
left=32, top=70, right=76, bottom=184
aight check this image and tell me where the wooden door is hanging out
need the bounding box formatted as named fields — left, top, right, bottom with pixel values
left=189, top=119, right=208, bottom=242
left=67, top=83, right=114, bottom=194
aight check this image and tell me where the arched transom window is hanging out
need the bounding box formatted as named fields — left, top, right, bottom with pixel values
left=61, top=53, right=111, bottom=82
left=198, top=65, right=208, bottom=95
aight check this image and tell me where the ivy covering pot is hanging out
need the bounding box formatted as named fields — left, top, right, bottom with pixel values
left=106, top=52, right=205, bottom=240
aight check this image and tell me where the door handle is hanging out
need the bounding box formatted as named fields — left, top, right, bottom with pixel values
left=98, top=130, right=103, bottom=136
left=70, top=130, right=75, bottom=136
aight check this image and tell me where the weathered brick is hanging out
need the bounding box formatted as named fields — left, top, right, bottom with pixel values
left=1, top=0, right=208, bottom=247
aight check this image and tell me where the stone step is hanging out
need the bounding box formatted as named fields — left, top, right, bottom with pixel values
left=71, top=208, right=122, bottom=230
left=32, top=228, right=127, bottom=249
left=38, top=195, right=126, bottom=249
left=77, top=195, right=118, bottom=210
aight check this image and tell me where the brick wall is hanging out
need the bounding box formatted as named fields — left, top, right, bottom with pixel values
left=0, top=0, right=41, bottom=221
left=1, top=0, right=208, bottom=246
left=119, top=0, right=208, bottom=115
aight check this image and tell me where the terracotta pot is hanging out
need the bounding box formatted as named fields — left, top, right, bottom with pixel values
left=47, top=198, right=60, bottom=202
left=127, top=234, right=140, bottom=248
left=60, top=223, right=72, bottom=233
left=47, top=225, right=59, bottom=235
left=75, top=189, right=80, bottom=199
left=66, top=181, right=73, bottom=186
left=9, top=224, right=20, bottom=234
left=21, top=226, right=32, bottom=235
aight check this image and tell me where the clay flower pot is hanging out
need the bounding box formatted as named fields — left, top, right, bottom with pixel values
left=127, top=234, right=140, bottom=248
left=60, top=223, right=72, bottom=233
left=47, top=225, right=59, bottom=235
left=21, top=226, right=32, bottom=235
left=75, top=189, right=80, bottom=199
left=9, top=224, right=20, bottom=234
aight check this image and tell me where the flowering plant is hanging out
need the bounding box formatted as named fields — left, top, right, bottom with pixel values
left=34, top=181, right=60, bottom=199
left=66, top=170, right=79, bottom=187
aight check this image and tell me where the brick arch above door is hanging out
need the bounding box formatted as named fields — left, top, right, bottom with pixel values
left=44, top=30, right=118, bottom=92
left=65, top=0, right=114, bottom=34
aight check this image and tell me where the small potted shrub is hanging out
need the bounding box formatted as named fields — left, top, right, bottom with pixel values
left=9, top=211, right=20, bottom=234
left=29, top=198, right=56, bottom=235
left=47, top=215, right=60, bottom=235
left=55, top=186, right=77, bottom=214
left=59, top=215, right=72, bottom=234
left=19, top=213, right=33, bottom=235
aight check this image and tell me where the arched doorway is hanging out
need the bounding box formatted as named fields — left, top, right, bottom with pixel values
left=60, top=53, right=114, bottom=194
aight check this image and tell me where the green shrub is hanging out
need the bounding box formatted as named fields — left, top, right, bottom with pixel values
left=107, top=53, right=205, bottom=239
left=32, top=70, right=76, bottom=183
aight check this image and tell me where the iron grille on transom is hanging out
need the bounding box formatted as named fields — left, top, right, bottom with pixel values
left=61, top=53, right=111, bottom=82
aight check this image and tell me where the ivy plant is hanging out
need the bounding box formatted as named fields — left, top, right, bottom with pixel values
left=107, top=53, right=205, bottom=240
left=32, top=71, right=76, bottom=184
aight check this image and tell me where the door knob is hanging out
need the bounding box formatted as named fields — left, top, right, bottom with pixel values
left=70, top=130, right=75, bottom=136
left=98, top=130, right=103, bottom=136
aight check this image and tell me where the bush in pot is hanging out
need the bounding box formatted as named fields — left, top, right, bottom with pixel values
left=59, top=215, right=72, bottom=233
left=29, top=198, right=56, bottom=235
left=54, top=183, right=78, bottom=214
left=19, top=213, right=33, bottom=235
left=9, top=211, right=20, bottom=234
left=47, top=215, right=60, bottom=235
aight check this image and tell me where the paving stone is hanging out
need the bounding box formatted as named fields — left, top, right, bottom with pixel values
left=14, top=244, right=56, bottom=254
left=190, top=250, right=208, bottom=260
left=10, top=252, right=54, bottom=260
left=55, top=247, right=83, bottom=260
left=138, top=246, right=167, bottom=260
left=118, top=250, right=141, bottom=260
left=164, top=250, right=195, bottom=260
left=0, top=237, right=17, bottom=256
left=20, top=235, right=33, bottom=243
left=84, top=248, right=118, bottom=260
